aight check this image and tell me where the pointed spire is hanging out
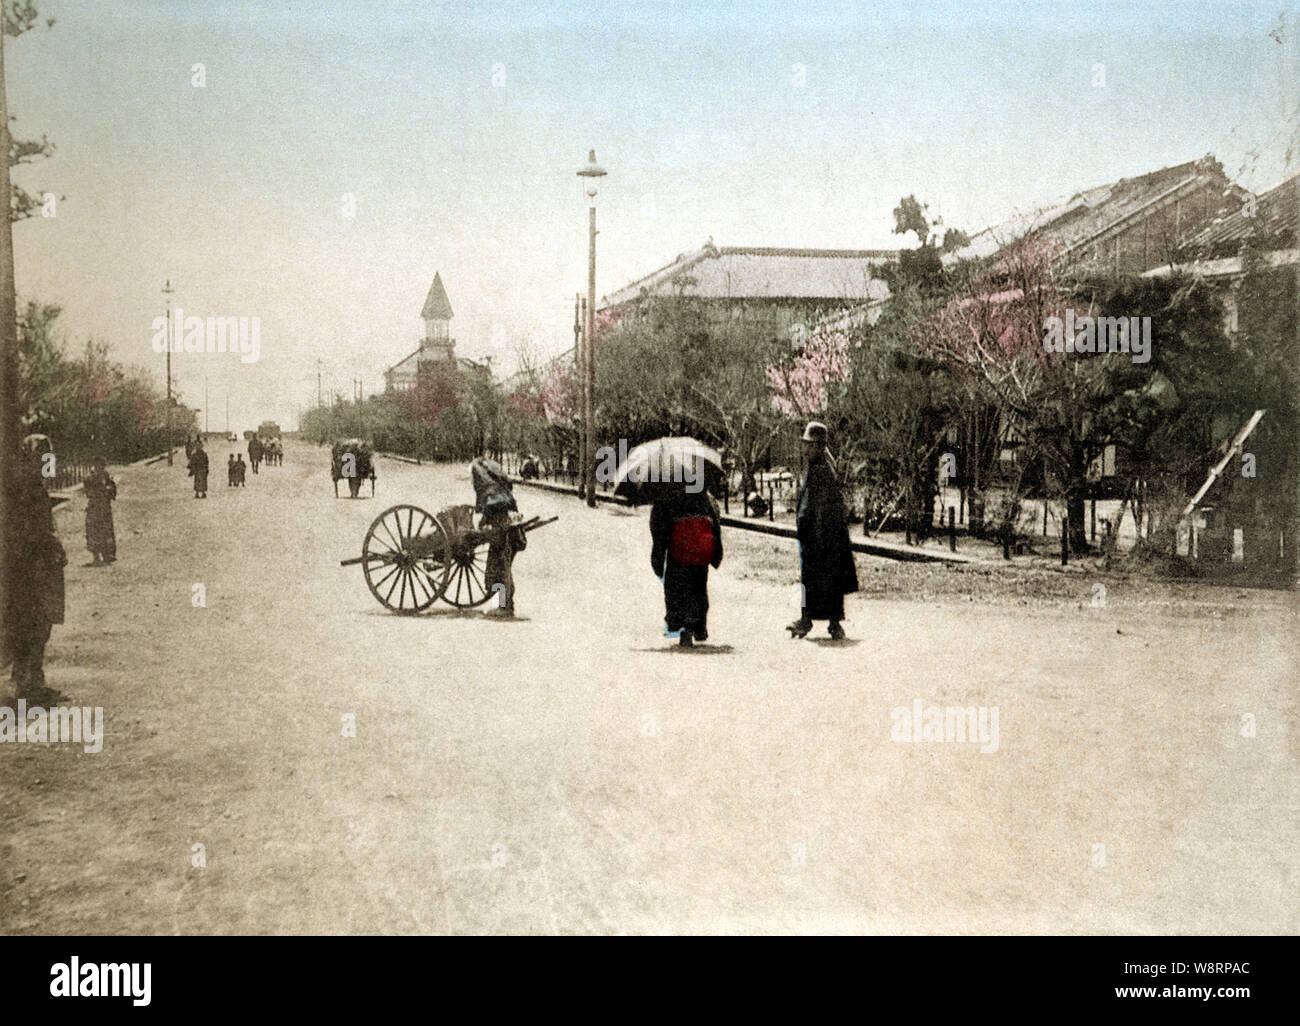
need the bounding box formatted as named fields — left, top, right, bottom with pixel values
left=421, top=272, right=454, bottom=320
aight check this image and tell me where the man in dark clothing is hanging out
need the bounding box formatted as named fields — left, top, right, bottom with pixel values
left=470, top=458, right=525, bottom=617
left=650, top=489, right=723, bottom=647
left=3, top=435, right=66, bottom=698
left=248, top=436, right=262, bottom=473
left=788, top=421, right=858, bottom=640
left=83, top=457, right=117, bottom=564
left=188, top=441, right=209, bottom=498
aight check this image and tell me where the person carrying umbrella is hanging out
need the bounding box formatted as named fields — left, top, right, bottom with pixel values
left=650, top=481, right=723, bottom=647
left=614, top=437, right=725, bottom=648
left=788, top=421, right=857, bottom=640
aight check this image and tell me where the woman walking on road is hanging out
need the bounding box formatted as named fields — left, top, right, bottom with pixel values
left=188, top=440, right=209, bottom=498
left=83, top=457, right=117, bottom=564
left=788, top=421, right=857, bottom=640
left=650, top=488, right=723, bottom=647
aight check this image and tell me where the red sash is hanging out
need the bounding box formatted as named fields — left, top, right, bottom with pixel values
left=669, top=515, right=715, bottom=566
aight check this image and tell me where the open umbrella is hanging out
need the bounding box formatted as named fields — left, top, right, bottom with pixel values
left=613, top=436, right=724, bottom=504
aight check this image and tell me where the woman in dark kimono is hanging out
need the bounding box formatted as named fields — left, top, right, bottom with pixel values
left=788, top=421, right=858, bottom=640
left=3, top=435, right=66, bottom=697
left=188, top=441, right=208, bottom=498
left=650, top=488, right=723, bottom=647
left=83, top=458, right=117, bottom=564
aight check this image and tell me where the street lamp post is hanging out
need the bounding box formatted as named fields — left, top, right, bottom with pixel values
left=163, top=279, right=174, bottom=465
left=576, top=149, right=606, bottom=508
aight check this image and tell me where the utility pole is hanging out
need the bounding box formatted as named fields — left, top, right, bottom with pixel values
left=574, top=293, right=584, bottom=498
left=576, top=150, right=606, bottom=509
left=585, top=204, right=598, bottom=507
left=316, top=359, right=323, bottom=408
left=0, top=25, right=22, bottom=645
left=163, top=279, right=175, bottom=465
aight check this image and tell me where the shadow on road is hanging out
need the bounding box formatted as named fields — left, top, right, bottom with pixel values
left=629, top=644, right=736, bottom=655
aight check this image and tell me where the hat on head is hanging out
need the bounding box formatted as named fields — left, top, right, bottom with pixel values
left=21, top=433, right=53, bottom=456
left=801, top=421, right=828, bottom=443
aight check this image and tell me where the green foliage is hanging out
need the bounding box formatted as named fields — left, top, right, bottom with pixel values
left=1234, top=253, right=1299, bottom=525
left=834, top=284, right=955, bottom=528
left=300, top=366, right=504, bottom=463
left=4, top=0, right=57, bottom=221
left=17, top=303, right=184, bottom=460
left=595, top=296, right=787, bottom=477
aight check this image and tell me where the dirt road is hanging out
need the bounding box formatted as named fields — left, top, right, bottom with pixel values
left=2, top=441, right=1296, bottom=934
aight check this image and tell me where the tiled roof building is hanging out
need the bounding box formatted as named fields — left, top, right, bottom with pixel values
left=949, top=155, right=1249, bottom=275
left=600, top=240, right=894, bottom=311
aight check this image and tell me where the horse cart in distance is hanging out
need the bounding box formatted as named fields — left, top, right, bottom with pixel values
left=332, top=438, right=376, bottom=498
left=340, top=503, right=558, bottom=612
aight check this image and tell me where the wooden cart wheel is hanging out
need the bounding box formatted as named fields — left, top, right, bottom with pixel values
left=440, top=512, right=494, bottom=608
left=361, top=504, right=450, bottom=613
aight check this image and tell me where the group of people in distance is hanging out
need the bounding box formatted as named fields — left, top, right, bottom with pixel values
left=647, top=420, right=858, bottom=646
left=248, top=435, right=282, bottom=471
left=185, top=434, right=282, bottom=498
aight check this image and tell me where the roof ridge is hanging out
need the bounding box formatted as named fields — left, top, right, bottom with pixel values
left=715, top=246, right=898, bottom=257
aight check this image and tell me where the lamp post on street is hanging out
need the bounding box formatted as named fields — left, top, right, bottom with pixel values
left=576, top=149, right=606, bottom=508
left=163, top=279, right=174, bottom=465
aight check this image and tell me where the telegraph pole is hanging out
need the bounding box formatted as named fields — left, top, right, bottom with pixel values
left=576, top=150, right=606, bottom=508
left=574, top=293, right=585, bottom=498
left=584, top=203, right=598, bottom=507
left=0, top=25, right=21, bottom=644
left=163, top=279, right=175, bottom=465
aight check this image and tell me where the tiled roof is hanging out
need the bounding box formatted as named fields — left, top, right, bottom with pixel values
left=421, top=272, right=454, bottom=320
left=1180, top=175, right=1299, bottom=259
left=947, top=155, right=1237, bottom=264
left=601, top=242, right=896, bottom=310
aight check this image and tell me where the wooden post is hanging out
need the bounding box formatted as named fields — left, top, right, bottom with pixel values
left=768, top=480, right=774, bottom=522
left=574, top=294, right=585, bottom=500
left=584, top=210, right=597, bottom=509
left=0, top=25, right=20, bottom=642
left=1043, top=499, right=1048, bottom=536
left=1061, top=515, right=1069, bottom=566
left=1090, top=497, right=1097, bottom=542
left=948, top=506, right=956, bottom=551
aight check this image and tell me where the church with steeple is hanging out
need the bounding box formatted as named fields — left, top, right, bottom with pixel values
left=384, top=273, right=487, bottom=392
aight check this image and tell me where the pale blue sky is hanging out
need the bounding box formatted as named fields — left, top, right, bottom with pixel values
left=6, top=0, right=1296, bottom=431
